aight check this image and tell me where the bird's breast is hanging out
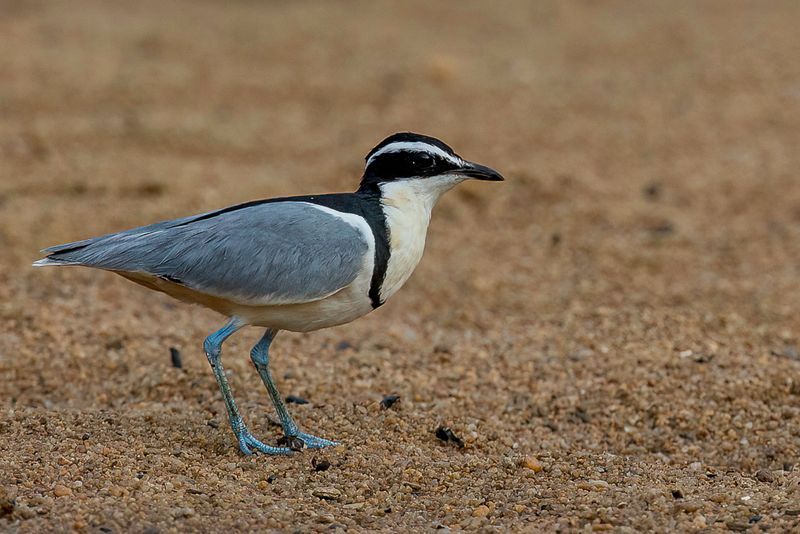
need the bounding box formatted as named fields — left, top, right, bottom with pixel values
left=378, top=189, right=433, bottom=303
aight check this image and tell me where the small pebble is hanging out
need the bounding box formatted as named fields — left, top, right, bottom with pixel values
left=674, top=500, right=702, bottom=513
left=578, top=480, right=610, bottom=491
left=316, top=513, right=335, bottom=524
left=172, top=507, right=195, bottom=519
left=53, top=485, right=72, bottom=497
left=472, top=505, right=490, bottom=518
left=521, top=456, right=543, bottom=472
left=312, top=487, right=341, bottom=500
left=755, top=469, right=774, bottom=483
left=286, top=395, right=309, bottom=405
left=16, top=504, right=35, bottom=520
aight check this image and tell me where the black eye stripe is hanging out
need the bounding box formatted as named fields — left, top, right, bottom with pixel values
left=362, top=149, right=456, bottom=181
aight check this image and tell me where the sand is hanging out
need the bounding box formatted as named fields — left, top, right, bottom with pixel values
left=1, top=1, right=800, bottom=532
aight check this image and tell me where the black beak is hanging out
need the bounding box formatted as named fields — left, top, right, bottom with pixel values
left=457, top=161, right=504, bottom=181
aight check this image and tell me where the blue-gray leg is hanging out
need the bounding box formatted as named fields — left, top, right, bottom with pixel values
left=250, top=329, right=337, bottom=449
left=204, top=319, right=292, bottom=456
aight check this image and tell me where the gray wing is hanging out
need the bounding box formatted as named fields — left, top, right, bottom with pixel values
left=37, top=202, right=370, bottom=306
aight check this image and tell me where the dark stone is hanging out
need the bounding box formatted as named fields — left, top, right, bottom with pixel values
left=0, top=498, right=16, bottom=518
left=277, top=435, right=305, bottom=451
left=435, top=426, right=465, bottom=448
left=573, top=407, right=591, bottom=423
left=285, top=395, right=309, bottom=405
left=380, top=395, right=400, bottom=409
left=643, top=182, right=662, bottom=199
left=313, top=458, right=332, bottom=472
left=755, top=469, right=774, bottom=483
left=771, top=346, right=799, bottom=361
left=335, top=341, right=353, bottom=351
left=170, top=347, right=183, bottom=369
left=649, top=221, right=674, bottom=236
left=105, top=338, right=124, bottom=351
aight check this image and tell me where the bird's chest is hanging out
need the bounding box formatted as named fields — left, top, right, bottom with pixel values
left=378, top=188, right=433, bottom=302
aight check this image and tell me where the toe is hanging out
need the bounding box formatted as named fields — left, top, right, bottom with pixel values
left=238, top=439, right=254, bottom=455
left=237, top=429, right=294, bottom=456
left=289, top=432, right=338, bottom=449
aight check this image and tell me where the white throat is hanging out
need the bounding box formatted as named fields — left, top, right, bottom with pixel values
left=377, top=175, right=465, bottom=302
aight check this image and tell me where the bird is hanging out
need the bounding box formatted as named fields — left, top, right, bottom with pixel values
left=34, top=132, right=504, bottom=455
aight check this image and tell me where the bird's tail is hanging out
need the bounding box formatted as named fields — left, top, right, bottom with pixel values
left=33, top=237, right=98, bottom=267
left=32, top=257, right=80, bottom=267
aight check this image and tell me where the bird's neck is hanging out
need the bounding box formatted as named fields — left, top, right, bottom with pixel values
left=372, top=177, right=461, bottom=302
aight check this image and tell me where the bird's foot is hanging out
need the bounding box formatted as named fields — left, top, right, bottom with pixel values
left=232, top=419, right=293, bottom=456
left=281, top=430, right=338, bottom=450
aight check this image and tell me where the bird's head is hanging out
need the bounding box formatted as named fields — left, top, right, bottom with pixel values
left=358, top=132, right=503, bottom=200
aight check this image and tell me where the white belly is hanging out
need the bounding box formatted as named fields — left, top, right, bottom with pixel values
left=234, top=281, right=375, bottom=331
left=123, top=258, right=375, bottom=332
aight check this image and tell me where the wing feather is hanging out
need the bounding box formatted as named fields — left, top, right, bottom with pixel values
left=38, top=201, right=370, bottom=306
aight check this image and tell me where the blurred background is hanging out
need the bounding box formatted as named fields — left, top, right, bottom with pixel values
left=2, top=1, right=800, bottom=531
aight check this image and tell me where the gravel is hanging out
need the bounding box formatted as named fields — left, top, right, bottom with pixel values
left=2, top=0, right=800, bottom=532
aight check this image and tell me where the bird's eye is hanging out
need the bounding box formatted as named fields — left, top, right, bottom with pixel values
left=414, top=153, right=434, bottom=168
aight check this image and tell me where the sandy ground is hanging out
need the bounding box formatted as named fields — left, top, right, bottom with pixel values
left=2, top=1, right=800, bottom=532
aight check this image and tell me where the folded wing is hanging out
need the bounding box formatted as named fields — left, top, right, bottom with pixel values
left=36, top=201, right=371, bottom=306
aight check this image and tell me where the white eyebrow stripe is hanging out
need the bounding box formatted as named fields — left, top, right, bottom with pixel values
left=366, top=141, right=462, bottom=167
